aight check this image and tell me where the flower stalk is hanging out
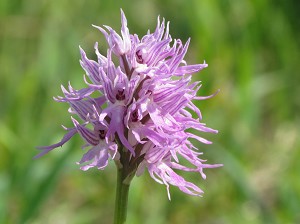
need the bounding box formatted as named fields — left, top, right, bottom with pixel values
left=114, top=166, right=131, bottom=224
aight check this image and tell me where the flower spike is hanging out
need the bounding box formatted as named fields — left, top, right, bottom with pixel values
left=36, top=9, right=221, bottom=199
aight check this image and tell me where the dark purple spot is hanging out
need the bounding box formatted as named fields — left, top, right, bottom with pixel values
left=99, top=130, right=106, bottom=140
left=116, top=89, right=125, bottom=101
left=146, top=90, right=153, bottom=95
left=131, top=109, right=139, bottom=122
left=136, top=50, right=143, bottom=63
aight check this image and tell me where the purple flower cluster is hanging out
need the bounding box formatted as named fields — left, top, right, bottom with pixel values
left=37, top=10, right=221, bottom=198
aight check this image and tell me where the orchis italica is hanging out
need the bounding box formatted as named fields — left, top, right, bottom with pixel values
left=36, top=9, right=222, bottom=200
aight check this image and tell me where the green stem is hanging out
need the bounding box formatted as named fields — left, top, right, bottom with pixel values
left=114, top=167, right=130, bottom=224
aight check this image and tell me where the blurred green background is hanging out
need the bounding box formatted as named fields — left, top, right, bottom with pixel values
left=1, top=0, right=299, bottom=223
